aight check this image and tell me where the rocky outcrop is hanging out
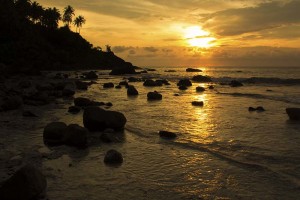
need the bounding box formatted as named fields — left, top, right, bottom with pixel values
left=147, top=91, right=162, bottom=100
left=127, top=85, right=139, bottom=96
left=192, top=75, right=212, bottom=82
left=83, top=106, right=127, bottom=131
left=286, top=108, right=300, bottom=120
left=0, top=164, right=47, bottom=200
left=104, top=149, right=123, bottom=164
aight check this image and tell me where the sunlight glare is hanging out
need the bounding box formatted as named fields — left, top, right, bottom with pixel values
left=184, top=26, right=216, bottom=48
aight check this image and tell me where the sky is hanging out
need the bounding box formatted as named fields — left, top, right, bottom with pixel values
left=38, top=0, right=300, bottom=67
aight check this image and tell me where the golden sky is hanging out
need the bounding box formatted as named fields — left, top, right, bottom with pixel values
left=38, top=0, right=300, bottom=67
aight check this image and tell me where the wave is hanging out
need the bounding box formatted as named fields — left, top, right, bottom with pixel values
left=217, top=92, right=300, bottom=104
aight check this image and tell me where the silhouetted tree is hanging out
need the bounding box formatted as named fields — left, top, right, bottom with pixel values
left=62, top=5, right=75, bottom=27
left=41, top=7, right=61, bottom=29
left=30, top=1, right=44, bottom=24
left=106, top=45, right=112, bottom=52
left=73, top=15, right=86, bottom=34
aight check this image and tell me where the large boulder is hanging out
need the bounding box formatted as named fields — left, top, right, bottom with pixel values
left=85, top=71, right=98, bottom=79
left=192, top=75, right=212, bottom=82
left=177, top=79, right=192, bottom=87
left=186, top=68, right=202, bottom=72
left=104, top=149, right=123, bottom=164
left=64, top=124, right=88, bottom=148
left=286, top=108, right=300, bottom=120
left=83, top=106, right=127, bottom=131
left=147, top=91, right=162, bottom=100
left=127, top=85, right=139, bottom=96
left=0, top=164, right=47, bottom=200
left=43, top=122, right=67, bottom=145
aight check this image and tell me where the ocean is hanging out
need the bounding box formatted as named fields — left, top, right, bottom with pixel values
left=2, top=66, right=300, bottom=199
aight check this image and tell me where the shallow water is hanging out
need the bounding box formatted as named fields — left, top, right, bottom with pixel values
left=1, top=66, right=300, bottom=199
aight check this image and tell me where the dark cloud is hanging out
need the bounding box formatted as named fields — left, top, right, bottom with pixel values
left=203, top=1, right=300, bottom=36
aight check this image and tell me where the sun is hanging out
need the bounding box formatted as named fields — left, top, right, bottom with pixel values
left=184, top=26, right=216, bottom=48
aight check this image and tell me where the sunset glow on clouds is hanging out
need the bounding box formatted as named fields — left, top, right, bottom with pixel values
left=38, top=0, right=300, bottom=67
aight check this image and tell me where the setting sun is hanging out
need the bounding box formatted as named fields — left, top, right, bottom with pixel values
left=184, top=26, right=216, bottom=48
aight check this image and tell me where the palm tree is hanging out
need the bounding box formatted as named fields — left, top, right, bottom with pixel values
left=62, top=5, right=75, bottom=27
left=73, top=15, right=86, bottom=34
left=30, top=1, right=44, bottom=24
left=41, top=7, right=61, bottom=29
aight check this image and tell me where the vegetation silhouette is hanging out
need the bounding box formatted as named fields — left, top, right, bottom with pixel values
left=0, top=0, right=136, bottom=75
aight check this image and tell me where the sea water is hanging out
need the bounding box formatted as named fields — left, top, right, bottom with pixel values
left=14, top=66, right=300, bottom=199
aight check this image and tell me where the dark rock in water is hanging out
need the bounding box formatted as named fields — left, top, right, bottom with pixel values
left=74, top=97, right=93, bottom=107
left=106, top=102, right=113, bottom=107
left=174, top=93, right=180, bottom=96
left=147, top=91, right=162, bottom=100
left=85, top=71, right=98, bottom=79
left=186, top=68, right=202, bottom=72
left=256, top=106, right=265, bottom=112
left=68, top=106, right=81, bottom=114
left=154, top=80, right=163, bottom=86
left=83, top=106, right=127, bottom=131
left=192, top=101, right=204, bottom=106
left=127, top=85, right=139, bottom=96
left=115, top=85, right=121, bottom=89
left=178, top=85, right=188, bottom=90
left=22, top=110, right=37, bottom=117
left=0, top=164, right=47, bottom=200
left=146, top=68, right=156, bottom=72
left=104, top=149, right=123, bottom=164
left=230, top=80, right=243, bottom=87
left=248, top=107, right=256, bottom=112
left=266, top=89, right=273, bottom=92
left=75, top=80, right=88, bottom=90
left=140, top=70, right=148, bottom=74
left=196, top=86, right=205, bottom=92
left=128, top=77, right=140, bottom=82
left=192, top=75, right=212, bottom=82
left=177, top=79, right=192, bottom=87
left=62, top=82, right=76, bottom=96
left=43, top=122, right=67, bottom=145
left=119, top=81, right=129, bottom=86
left=1, top=96, right=23, bottom=111
left=143, top=79, right=158, bottom=87
left=159, top=131, right=177, bottom=139
left=208, top=85, right=214, bottom=89
left=100, top=133, right=112, bottom=143
left=103, top=82, right=114, bottom=88
left=64, top=124, right=88, bottom=148
left=165, top=70, right=176, bottom=72
left=109, top=63, right=136, bottom=75
left=286, top=108, right=300, bottom=120
left=156, top=79, right=170, bottom=85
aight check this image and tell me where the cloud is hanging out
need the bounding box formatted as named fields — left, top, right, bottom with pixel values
left=112, top=46, right=134, bottom=53
left=203, top=0, right=300, bottom=36
left=144, top=47, right=159, bottom=52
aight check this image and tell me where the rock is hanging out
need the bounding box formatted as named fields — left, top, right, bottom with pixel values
left=22, top=110, right=37, bottom=117
left=178, top=85, right=188, bottom=90
left=208, top=85, right=214, bottom=89
left=186, top=68, right=202, bottom=72
left=146, top=68, right=156, bottom=71
left=256, top=106, right=265, bottom=112
left=62, top=82, right=76, bottom=96
left=74, top=97, right=91, bottom=107
left=0, top=164, right=47, bottom=200
left=100, top=133, right=112, bottom=143
left=85, top=71, right=98, bottom=79
left=192, top=75, right=212, bottom=82
left=103, top=82, right=114, bottom=88
left=83, top=107, right=127, bottom=131
left=165, top=70, right=176, bottom=72
left=109, top=65, right=136, bottom=75
left=177, top=79, right=192, bottom=87
left=43, top=122, right=67, bottom=145
left=106, top=102, right=113, bottom=107
left=64, top=124, right=88, bottom=148
left=196, top=86, right=205, bottom=92
left=143, top=79, right=158, bottom=87
left=192, top=101, right=204, bottom=106
left=248, top=107, right=256, bottom=111
left=104, top=149, right=123, bottom=164
left=286, top=108, right=300, bottom=120
left=115, top=85, right=121, bottom=89
left=174, top=93, right=180, bottom=96
left=128, top=77, right=140, bottom=82
left=159, top=131, right=177, bottom=139
left=68, top=106, right=81, bottom=114
left=1, top=96, right=23, bottom=111
left=75, top=80, right=88, bottom=90
left=147, top=91, right=162, bottom=100
left=127, top=85, right=139, bottom=96
left=119, top=81, right=129, bottom=86
left=230, top=80, right=243, bottom=87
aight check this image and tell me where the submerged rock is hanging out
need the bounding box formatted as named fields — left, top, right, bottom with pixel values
left=159, top=131, right=177, bottom=139
left=230, top=80, right=243, bottom=87
left=0, top=164, right=47, bottom=200
left=43, top=122, right=67, bottom=145
left=127, top=85, right=139, bottom=96
left=192, top=101, right=204, bottom=106
left=143, top=79, right=158, bottom=87
left=248, top=107, right=256, bottom=112
left=177, top=79, right=192, bottom=87
left=147, top=91, right=162, bottom=100
left=104, top=149, right=123, bottom=164
left=196, top=86, right=205, bottom=92
left=286, top=108, right=300, bottom=120
left=192, top=75, right=212, bottom=82
left=186, top=68, right=202, bottom=72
